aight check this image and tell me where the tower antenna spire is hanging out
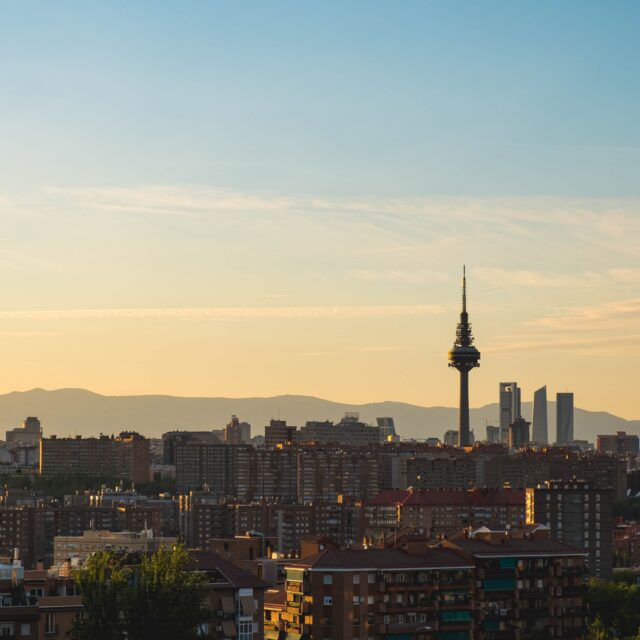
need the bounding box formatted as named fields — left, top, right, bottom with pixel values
left=462, top=265, right=467, bottom=313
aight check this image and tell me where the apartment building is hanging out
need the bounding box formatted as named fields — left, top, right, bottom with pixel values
left=52, top=528, right=176, bottom=566
left=442, top=526, right=587, bottom=639
left=40, top=432, right=150, bottom=484
left=597, top=431, right=640, bottom=455
left=175, top=443, right=256, bottom=496
left=526, top=480, right=613, bottom=578
left=299, top=413, right=381, bottom=446
left=297, top=448, right=379, bottom=502
left=282, top=546, right=474, bottom=640
left=191, top=550, right=268, bottom=640
left=264, top=420, right=299, bottom=448
left=365, top=488, right=525, bottom=539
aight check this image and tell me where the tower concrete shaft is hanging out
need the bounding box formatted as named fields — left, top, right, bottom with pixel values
left=448, top=267, right=481, bottom=447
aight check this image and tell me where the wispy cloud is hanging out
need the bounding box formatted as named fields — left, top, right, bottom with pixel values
left=348, top=346, right=408, bottom=352
left=475, top=267, right=603, bottom=289
left=0, top=331, right=61, bottom=337
left=485, top=333, right=640, bottom=355
left=0, top=304, right=445, bottom=321
left=350, top=269, right=449, bottom=283
left=527, top=298, right=640, bottom=332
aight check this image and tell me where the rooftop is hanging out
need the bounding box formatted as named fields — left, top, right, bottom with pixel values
left=286, top=546, right=471, bottom=571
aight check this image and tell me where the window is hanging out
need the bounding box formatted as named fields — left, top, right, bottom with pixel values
left=0, top=625, right=13, bottom=639
left=238, top=620, right=253, bottom=640
left=397, top=615, right=404, bottom=623
left=368, top=573, right=375, bottom=584
left=29, top=588, right=44, bottom=598
left=383, top=615, right=390, bottom=624
left=323, top=575, right=333, bottom=585
left=367, top=595, right=374, bottom=605
left=353, top=574, right=360, bottom=584
left=45, top=614, right=56, bottom=634
left=353, top=596, right=360, bottom=605
left=21, top=624, right=31, bottom=637
left=324, top=596, right=333, bottom=606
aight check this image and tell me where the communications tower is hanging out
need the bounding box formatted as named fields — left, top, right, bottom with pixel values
left=448, top=267, right=481, bottom=447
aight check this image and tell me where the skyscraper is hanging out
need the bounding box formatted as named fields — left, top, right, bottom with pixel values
left=499, top=382, right=521, bottom=443
left=556, top=393, right=574, bottom=444
left=532, top=385, right=548, bottom=444
left=448, top=267, right=481, bottom=447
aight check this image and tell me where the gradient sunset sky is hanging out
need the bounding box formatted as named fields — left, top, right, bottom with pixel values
left=1, top=2, right=639, bottom=418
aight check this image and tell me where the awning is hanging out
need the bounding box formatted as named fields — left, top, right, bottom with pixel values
left=221, top=619, right=238, bottom=637
left=240, top=595, right=256, bottom=615
left=221, top=595, right=236, bottom=614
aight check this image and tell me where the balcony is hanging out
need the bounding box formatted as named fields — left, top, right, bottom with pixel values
left=481, top=609, right=512, bottom=620
left=519, top=607, right=551, bottom=618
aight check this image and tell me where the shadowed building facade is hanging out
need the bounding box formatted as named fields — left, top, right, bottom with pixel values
left=531, top=386, right=548, bottom=444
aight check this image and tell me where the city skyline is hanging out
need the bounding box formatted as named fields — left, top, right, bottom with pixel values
left=0, top=3, right=639, bottom=419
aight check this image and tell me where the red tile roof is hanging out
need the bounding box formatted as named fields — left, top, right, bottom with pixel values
left=287, top=546, right=471, bottom=570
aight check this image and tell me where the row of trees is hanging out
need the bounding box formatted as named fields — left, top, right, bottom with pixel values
left=587, top=574, right=640, bottom=640
left=71, top=545, right=640, bottom=640
left=70, top=545, right=210, bottom=640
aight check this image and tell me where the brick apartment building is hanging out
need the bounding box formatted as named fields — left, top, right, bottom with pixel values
left=191, top=550, right=268, bottom=639
left=597, top=431, right=640, bottom=455
left=442, top=526, right=587, bottom=639
left=39, top=432, right=150, bottom=484
left=526, top=480, right=613, bottom=578
left=175, top=443, right=256, bottom=495
left=365, top=488, right=525, bottom=539
left=282, top=546, right=474, bottom=640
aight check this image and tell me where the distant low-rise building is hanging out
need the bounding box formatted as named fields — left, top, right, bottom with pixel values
left=299, top=413, right=380, bottom=446
left=52, top=528, right=176, bottom=566
left=597, top=431, right=639, bottom=455
left=5, top=417, right=42, bottom=445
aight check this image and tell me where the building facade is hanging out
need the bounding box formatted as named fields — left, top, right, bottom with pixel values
left=526, top=480, right=613, bottom=578
left=40, top=432, right=150, bottom=484
left=556, top=393, right=574, bottom=444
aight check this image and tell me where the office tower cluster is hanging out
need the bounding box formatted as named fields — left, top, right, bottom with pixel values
left=489, top=381, right=575, bottom=449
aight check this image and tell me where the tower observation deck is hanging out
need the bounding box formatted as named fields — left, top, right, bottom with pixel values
left=448, top=266, right=481, bottom=447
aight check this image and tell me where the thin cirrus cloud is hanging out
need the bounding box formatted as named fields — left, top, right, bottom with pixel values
left=484, top=333, right=640, bottom=355
left=0, top=304, right=445, bottom=321
left=527, top=297, right=640, bottom=332
left=348, top=346, right=408, bottom=352
left=474, top=267, right=604, bottom=289
left=349, top=269, right=450, bottom=283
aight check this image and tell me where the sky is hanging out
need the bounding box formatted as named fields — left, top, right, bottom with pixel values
left=0, top=2, right=639, bottom=418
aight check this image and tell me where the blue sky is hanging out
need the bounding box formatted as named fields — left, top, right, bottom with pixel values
left=2, top=1, right=639, bottom=195
left=0, top=2, right=639, bottom=422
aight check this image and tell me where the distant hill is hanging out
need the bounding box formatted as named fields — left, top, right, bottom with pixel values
left=0, top=388, right=636, bottom=443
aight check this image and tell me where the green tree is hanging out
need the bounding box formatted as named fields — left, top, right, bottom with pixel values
left=71, top=545, right=210, bottom=640
left=122, top=544, right=210, bottom=640
left=69, top=549, right=128, bottom=640
left=587, top=578, right=640, bottom=639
